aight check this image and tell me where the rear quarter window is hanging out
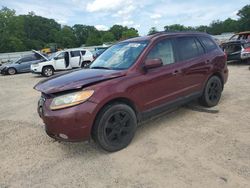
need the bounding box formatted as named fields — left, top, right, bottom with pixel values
left=81, top=51, right=86, bottom=55
left=176, top=37, right=204, bottom=61
left=199, top=36, right=218, bottom=52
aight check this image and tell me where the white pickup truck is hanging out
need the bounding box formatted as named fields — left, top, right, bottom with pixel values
left=31, top=48, right=94, bottom=77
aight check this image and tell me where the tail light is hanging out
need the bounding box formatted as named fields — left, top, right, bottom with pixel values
left=243, top=47, right=250, bottom=53
left=224, top=51, right=227, bottom=61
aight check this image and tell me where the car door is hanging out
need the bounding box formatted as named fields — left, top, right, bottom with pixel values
left=54, top=52, right=70, bottom=70
left=134, top=38, right=185, bottom=111
left=174, top=36, right=210, bottom=96
left=17, top=56, right=35, bottom=72
left=70, top=50, right=81, bottom=68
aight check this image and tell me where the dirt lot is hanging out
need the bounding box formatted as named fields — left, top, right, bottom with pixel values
left=0, top=65, right=250, bottom=188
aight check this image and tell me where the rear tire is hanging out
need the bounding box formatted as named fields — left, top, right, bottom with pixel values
left=199, top=76, right=222, bottom=107
left=7, top=68, right=17, bottom=75
left=42, top=66, right=54, bottom=77
left=92, top=103, right=137, bottom=152
left=81, top=61, right=91, bottom=68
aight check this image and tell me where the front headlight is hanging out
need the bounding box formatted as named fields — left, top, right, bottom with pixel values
left=50, top=90, right=94, bottom=110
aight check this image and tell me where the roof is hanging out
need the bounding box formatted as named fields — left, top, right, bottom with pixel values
left=237, top=31, right=250, bottom=35
left=123, top=31, right=210, bottom=43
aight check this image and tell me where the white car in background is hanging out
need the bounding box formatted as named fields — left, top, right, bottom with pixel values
left=31, top=48, right=93, bottom=77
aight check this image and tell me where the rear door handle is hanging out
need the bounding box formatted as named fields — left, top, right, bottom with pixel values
left=172, top=70, right=181, bottom=75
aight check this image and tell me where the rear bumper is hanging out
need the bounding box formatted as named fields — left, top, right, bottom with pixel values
left=39, top=97, right=98, bottom=142
left=241, top=52, right=250, bottom=60
left=223, top=67, right=229, bottom=84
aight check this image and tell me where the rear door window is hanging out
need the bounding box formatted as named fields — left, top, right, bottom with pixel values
left=199, top=36, right=217, bottom=52
left=176, top=37, right=204, bottom=61
left=147, top=39, right=175, bottom=65
left=70, top=51, right=81, bottom=57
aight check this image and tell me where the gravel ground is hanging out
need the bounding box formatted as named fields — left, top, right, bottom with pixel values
left=0, top=65, right=250, bottom=188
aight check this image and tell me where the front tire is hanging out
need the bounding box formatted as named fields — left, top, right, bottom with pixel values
left=200, top=76, right=222, bottom=107
left=7, top=68, right=17, bottom=75
left=42, top=66, right=54, bottom=77
left=92, top=103, right=137, bottom=152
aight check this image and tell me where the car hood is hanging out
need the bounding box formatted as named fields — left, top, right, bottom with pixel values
left=32, top=50, right=49, bottom=61
left=34, top=68, right=126, bottom=94
left=223, top=39, right=250, bottom=45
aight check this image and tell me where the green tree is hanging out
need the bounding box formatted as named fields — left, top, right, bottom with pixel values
left=121, top=28, right=139, bottom=40
left=55, top=26, right=77, bottom=48
left=109, top=25, right=127, bottom=40
left=102, top=32, right=115, bottom=42
left=164, top=24, right=189, bottom=31
left=86, top=32, right=103, bottom=46
left=73, top=24, right=97, bottom=46
left=148, top=27, right=158, bottom=35
left=237, top=5, right=250, bottom=31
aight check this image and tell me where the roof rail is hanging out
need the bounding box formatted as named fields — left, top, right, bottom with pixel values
left=148, top=30, right=208, bottom=38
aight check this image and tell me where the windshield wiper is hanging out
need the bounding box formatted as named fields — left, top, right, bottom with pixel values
left=91, top=66, right=111, bottom=70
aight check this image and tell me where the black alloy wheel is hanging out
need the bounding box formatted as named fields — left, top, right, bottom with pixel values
left=200, top=76, right=222, bottom=107
left=92, top=103, right=137, bottom=152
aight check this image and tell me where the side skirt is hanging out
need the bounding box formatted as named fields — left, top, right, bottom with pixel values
left=138, top=92, right=202, bottom=122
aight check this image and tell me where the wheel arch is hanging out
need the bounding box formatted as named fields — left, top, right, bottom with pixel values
left=91, top=97, right=138, bottom=137
left=8, top=67, right=18, bottom=73
left=211, top=71, right=224, bottom=90
left=81, top=60, right=92, bottom=68
left=42, top=65, right=55, bottom=71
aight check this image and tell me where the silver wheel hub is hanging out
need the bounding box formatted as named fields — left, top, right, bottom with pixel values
left=45, top=68, right=52, bottom=76
left=8, top=68, right=15, bottom=75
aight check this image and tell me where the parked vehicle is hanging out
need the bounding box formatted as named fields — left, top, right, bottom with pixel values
left=221, top=31, right=250, bottom=62
left=40, top=43, right=62, bottom=55
left=34, top=32, right=228, bottom=152
left=93, top=48, right=107, bottom=60
left=0, top=50, right=48, bottom=75
left=31, top=48, right=94, bottom=77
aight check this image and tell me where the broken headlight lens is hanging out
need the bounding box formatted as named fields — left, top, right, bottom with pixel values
left=50, top=90, right=94, bottom=110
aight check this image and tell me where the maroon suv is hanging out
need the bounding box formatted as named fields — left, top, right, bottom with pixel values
left=35, top=32, right=228, bottom=152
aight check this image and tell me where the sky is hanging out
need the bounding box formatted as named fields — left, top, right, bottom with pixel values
left=0, top=0, right=249, bottom=35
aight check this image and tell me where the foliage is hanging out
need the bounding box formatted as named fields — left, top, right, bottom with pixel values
left=163, top=4, right=250, bottom=35
left=86, top=31, right=103, bottom=46
left=121, top=28, right=139, bottom=40
left=0, top=4, right=249, bottom=53
left=102, top=32, right=115, bottom=43
left=237, top=5, right=250, bottom=31
left=148, top=27, right=158, bottom=35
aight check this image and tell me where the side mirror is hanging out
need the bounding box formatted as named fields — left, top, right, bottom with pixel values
left=54, top=56, right=58, bottom=60
left=144, top=58, right=163, bottom=70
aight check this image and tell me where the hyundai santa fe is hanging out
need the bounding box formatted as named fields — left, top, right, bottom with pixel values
left=34, top=32, right=228, bottom=152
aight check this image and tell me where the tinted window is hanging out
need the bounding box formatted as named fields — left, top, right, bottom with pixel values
left=56, top=52, right=65, bottom=60
left=147, top=39, right=175, bottom=65
left=199, top=36, right=217, bottom=52
left=176, top=37, right=203, bottom=61
left=20, top=55, right=37, bottom=63
left=81, top=51, right=86, bottom=55
left=70, top=51, right=81, bottom=57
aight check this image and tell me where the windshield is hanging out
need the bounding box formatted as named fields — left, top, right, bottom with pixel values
left=48, top=52, right=60, bottom=60
left=90, top=41, right=148, bottom=70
